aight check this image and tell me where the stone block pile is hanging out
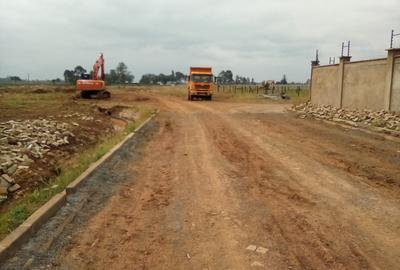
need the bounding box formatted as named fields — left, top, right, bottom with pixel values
left=0, top=119, right=75, bottom=202
left=292, top=103, right=400, bottom=132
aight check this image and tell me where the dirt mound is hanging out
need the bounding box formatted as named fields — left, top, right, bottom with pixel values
left=31, top=88, right=52, bottom=94
left=54, top=87, right=75, bottom=93
left=134, top=96, right=150, bottom=102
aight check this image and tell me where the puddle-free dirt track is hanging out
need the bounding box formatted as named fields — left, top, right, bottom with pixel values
left=2, top=92, right=400, bottom=270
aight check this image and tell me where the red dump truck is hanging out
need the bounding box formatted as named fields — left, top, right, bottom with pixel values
left=187, top=67, right=214, bottom=101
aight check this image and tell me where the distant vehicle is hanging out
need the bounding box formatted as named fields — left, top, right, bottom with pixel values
left=187, top=67, right=214, bottom=101
left=76, top=53, right=110, bottom=99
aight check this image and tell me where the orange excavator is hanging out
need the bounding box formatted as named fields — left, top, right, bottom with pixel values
left=76, top=53, right=110, bottom=99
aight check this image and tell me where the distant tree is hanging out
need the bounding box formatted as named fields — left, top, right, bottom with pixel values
left=115, top=62, right=134, bottom=83
left=139, top=70, right=186, bottom=85
left=218, top=70, right=234, bottom=84
left=126, top=73, right=134, bottom=83
left=175, top=71, right=185, bottom=81
left=225, top=70, right=233, bottom=83
left=218, top=71, right=226, bottom=83
left=63, top=70, right=73, bottom=84
left=140, top=74, right=157, bottom=84
left=74, top=66, right=87, bottom=78
left=105, top=69, right=118, bottom=84
left=9, top=76, right=22, bottom=82
left=158, top=73, right=169, bottom=84
left=64, top=69, right=77, bottom=84
left=280, top=74, right=288, bottom=85
left=51, top=78, right=62, bottom=84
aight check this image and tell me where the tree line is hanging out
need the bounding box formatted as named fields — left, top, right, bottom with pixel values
left=216, top=70, right=256, bottom=84
left=0, top=76, right=22, bottom=83
left=138, top=70, right=255, bottom=85
left=63, top=62, right=134, bottom=84
left=139, top=71, right=186, bottom=85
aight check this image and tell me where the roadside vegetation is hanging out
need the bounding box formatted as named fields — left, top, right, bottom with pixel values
left=215, top=86, right=310, bottom=103
left=0, top=127, right=124, bottom=239
left=152, top=83, right=310, bottom=103
left=0, top=87, right=155, bottom=240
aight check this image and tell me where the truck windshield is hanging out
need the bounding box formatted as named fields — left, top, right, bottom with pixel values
left=192, top=74, right=213, bottom=83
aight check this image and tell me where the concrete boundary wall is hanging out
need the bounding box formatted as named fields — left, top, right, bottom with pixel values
left=391, top=57, right=400, bottom=110
left=310, top=48, right=400, bottom=112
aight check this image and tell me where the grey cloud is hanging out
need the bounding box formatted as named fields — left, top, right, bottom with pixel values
left=0, top=0, right=399, bottom=82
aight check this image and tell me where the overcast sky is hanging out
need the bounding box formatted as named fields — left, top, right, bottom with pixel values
left=0, top=0, right=398, bottom=82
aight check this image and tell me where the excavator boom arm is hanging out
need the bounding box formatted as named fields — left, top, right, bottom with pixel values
left=92, top=53, right=105, bottom=80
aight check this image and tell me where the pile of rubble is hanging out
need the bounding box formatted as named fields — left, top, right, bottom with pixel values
left=0, top=174, right=21, bottom=202
left=61, top=112, right=95, bottom=122
left=0, top=119, right=75, bottom=202
left=292, top=103, right=400, bottom=132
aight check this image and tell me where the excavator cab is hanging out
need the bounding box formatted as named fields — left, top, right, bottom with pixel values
left=80, top=73, right=91, bottom=80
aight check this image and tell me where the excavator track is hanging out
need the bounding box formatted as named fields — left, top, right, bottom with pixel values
left=78, top=90, right=111, bottom=99
left=95, top=90, right=111, bottom=99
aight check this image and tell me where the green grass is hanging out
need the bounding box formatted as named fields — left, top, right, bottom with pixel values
left=7, top=205, right=29, bottom=230
left=214, top=86, right=310, bottom=104
left=0, top=111, right=156, bottom=240
left=140, top=106, right=157, bottom=119
left=0, top=83, right=70, bottom=88
left=215, top=91, right=263, bottom=102
left=285, top=88, right=310, bottom=104
left=155, top=85, right=187, bottom=97
left=0, top=92, right=70, bottom=110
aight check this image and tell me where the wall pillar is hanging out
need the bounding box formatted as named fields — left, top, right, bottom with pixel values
left=383, top=48, right=400, bottom=111
left=309, top=59, right=320, bottom=102
left=338, top=56, right=351, bottom=108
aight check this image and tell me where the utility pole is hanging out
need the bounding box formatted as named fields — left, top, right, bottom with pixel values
left=341, top=41, right=351, bottom=57
left=390, top=29, right=400, bottom=48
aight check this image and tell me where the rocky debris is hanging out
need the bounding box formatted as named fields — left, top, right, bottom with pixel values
left=61, top=112, right=95, bottom=121
left=0, top=118, right=75, bottom=183
left=263, top=94, right=290, bottom=100
left=0, top=113, right=102, bottom=204
left=256, top=246, right=268, bottom=254
left=251, top=261, right=265, bottom=267
left=246, top=245, right=257, bottom=251
left=97, top=107, right=113, bottom=116
left=0, top=174, right=20, bottom=202
left=31, top=88, right=51, bottom=94
left=292, top=103, right=400, bottom=132
left=8, top=183, right=21, bottom=193
left=1, top=173, right=15, bottom=184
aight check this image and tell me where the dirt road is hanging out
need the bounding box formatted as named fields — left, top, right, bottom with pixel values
left=3, top=93, right=400, bottom=269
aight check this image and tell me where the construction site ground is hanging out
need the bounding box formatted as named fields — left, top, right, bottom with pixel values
left=0, top=85, right=155, bottom=239
left=1, top=85, right=400, bottom=269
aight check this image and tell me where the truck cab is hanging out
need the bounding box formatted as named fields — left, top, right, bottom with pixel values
left=187, top=67, right=214, bottom=101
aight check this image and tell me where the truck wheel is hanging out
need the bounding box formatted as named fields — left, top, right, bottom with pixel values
left=209, top=95, right=212, bottom=101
